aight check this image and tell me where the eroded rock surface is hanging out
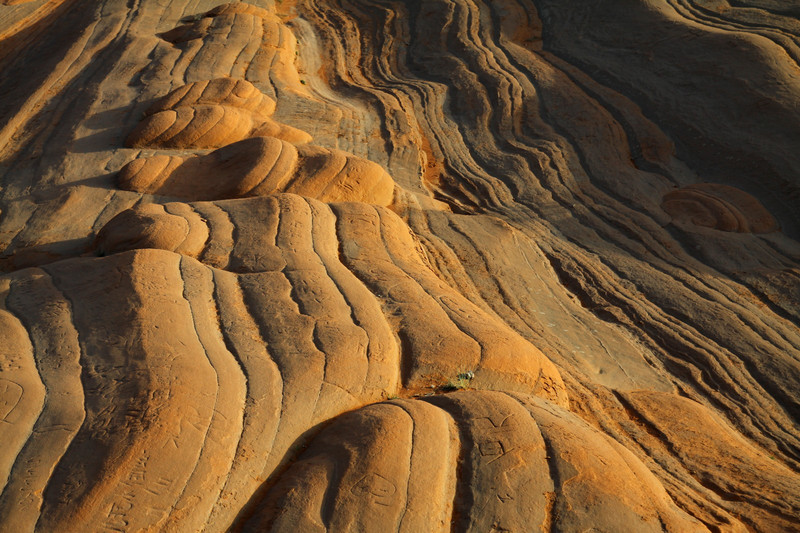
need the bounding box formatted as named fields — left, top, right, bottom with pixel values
left=117, top=137, right=396, bottom=204
left=126, top=78, right=311, bottom=148
left=662, top=183, right=779, bottom=233
left=1, top=0, right=800, bottom=532
left=245, top=390, right=706, bottom=532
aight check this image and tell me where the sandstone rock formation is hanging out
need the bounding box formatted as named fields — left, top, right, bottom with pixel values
left=1, top=0, right=800, bottom=532
left=245, top=391, right=705, bottom=532
left=126, top=78, right=312, bottom=148
left=117, top=137, right=396, bottom=203
left=662, top=183, right=779, bottom=234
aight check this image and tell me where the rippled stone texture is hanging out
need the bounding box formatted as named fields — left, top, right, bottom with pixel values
left=662, top=183, right=779, bottom=233
left=1, top=0, right=799, bottom=531
left=126, top=77, right=312, bottom=148
left=118, top=136, right=396, bottom=203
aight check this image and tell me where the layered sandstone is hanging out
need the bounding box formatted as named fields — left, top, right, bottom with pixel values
left=1, top=0, right=799, bottom=532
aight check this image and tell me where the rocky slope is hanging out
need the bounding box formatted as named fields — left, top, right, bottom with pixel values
left=1, top=0, right=799, bottom=531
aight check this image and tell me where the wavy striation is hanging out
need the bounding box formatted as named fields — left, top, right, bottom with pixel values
left=662, top=183, right=780, bottom=234
left=243, top=390, right=705, bottom=532
left=117, top=136, right=397, bottom=204
left=126, top=77, right=312, bottom=148
left=1, top=0, right=800, bottom=531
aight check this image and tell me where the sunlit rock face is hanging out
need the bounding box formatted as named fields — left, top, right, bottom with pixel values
left=1, top=0, right=800, bottom=531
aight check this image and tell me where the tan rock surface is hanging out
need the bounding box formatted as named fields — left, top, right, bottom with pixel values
left=662, top=183, right=779, bottom=233
left=1, top=0, right=800, bottom=531
left=117, top=137, right=396, bottom=204
left=243, top=391, right=705, bottom=532
left=126, top=78, right=312, bottom=148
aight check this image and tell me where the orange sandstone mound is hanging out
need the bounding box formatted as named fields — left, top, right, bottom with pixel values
left=117, top=137, right=396, bottom=204
left=662, top=183, right=779, bottom=233
left=126, top=78, right=312, bottom=148
left=1, top=0, right=800, bottom=532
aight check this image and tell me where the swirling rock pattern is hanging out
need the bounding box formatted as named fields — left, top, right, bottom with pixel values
left=94, top=194, right=567, bottom=403
left=146, top=77, right=278, bottom=117
left=158, top=2, right=309, bottom=96
left=244, top=390, right=705, bottom=532
left=662, top=183, right=779, bottom=233
left=118, top=136, right=397, bottom=204
left=126, top=78, right=312, bottom=148
left=1, top=0, right=800, bottom=532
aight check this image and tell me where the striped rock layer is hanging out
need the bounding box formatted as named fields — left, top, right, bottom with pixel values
left=1, top=0, right=799, bottom=532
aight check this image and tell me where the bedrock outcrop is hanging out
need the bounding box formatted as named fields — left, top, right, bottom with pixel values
left=1, top=0, right=800, bottom=532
